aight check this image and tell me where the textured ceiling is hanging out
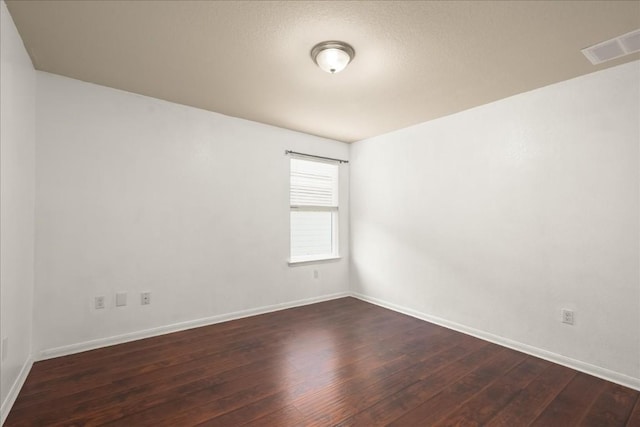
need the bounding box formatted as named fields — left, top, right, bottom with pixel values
left=5, top=0, right=640, bottom=142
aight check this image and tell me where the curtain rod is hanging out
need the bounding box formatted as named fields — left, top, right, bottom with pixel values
left=285, top=150, right=349, bottom=164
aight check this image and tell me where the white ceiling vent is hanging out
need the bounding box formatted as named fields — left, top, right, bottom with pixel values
left=619, top=30, right=640, bottom=53
left=582, top=29, right=640, bottom=65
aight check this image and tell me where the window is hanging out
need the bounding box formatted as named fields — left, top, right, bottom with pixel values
left=290, top=156, right=339, bottom=262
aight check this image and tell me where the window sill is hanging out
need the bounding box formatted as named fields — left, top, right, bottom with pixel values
left=288, top=256, right=341, bottom=266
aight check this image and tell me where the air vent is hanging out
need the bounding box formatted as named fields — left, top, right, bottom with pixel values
left=620, top=30, right=640, bottom=53
left=581, top=29, right=640, bottom=65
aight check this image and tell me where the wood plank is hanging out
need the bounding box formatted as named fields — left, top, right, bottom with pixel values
left=107, top=324, right=444, bottom=426
left=484, top=362, right=576, bottom=427
left=100, top=362, right=303, bottom=427
left=12, top=307, right=425, bottom=425
left=292, top=335, right=487, bottom=425
left=14, top=300, right=403, bottom=414
left=27, top=297, right=361, bottom=373
left=435, top=356, right=550, bottom=426
left=579, top=382, right=638, bottom=426
left=5, top=297, right=638, bottom=427
left=194, top=391, right=295, bottom=427
left=530, top=372, right=607, bottom=426
left=232, top=405, right=307, bottom=427
left=387, top=348, right=527, bottom=426
left=19, top=298, right=378, bottom=394
left=78, top=313, right=440, bottom=425
left=14, top=352, right=290, bottom=426
left=335, top=339, right=499, bottom=427
left=627, top=396, right=640, bottom=426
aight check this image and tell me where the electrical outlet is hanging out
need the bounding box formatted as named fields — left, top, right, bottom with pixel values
left=2, top=337, right=8, bottom=361
left=561, top=309, right=574, bottom=325
left=95, top=296, right=106, bottom=309
left=141, top=292, right=151, bottom=305
left=116, top=292, right=127, bottom=307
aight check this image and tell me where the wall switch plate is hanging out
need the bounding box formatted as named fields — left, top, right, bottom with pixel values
left=313, top=270, right=319, bottom=279
left=116, top=292, right=127, bottom=307
left=561, top=309, right=574, bottom=325
left=141, top=292, right=151, bottom=305
left=95, top=296, right=106, bottom=309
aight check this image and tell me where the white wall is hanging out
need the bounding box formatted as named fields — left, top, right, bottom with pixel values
left=350, top=61, right=640, bottom=385
left=0, top=0, right=36, bottom=420
left=34, top=72, right=349, bottom=356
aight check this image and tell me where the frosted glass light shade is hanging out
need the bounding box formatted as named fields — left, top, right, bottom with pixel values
left=316, top=48, right=350, bottom=73
left=311, top=41, right=355, bottom=74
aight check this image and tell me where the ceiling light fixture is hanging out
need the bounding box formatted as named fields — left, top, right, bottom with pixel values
left=311, top=41, right=355, bottom=74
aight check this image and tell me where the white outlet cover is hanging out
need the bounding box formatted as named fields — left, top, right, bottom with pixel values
left=141, top=292, right=151, bottom=305
left=561, top=309, right=574, bottom=325
left=95, top=296, right=105, bottom=309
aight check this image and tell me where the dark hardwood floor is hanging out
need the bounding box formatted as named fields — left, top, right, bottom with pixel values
left=5, top=297, right=639, bottom=426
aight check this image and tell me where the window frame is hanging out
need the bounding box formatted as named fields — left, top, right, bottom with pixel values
left=288, top=156, right=340, bottom=264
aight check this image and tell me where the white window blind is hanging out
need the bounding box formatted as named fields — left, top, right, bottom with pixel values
left=290, top=157, right=339, bottom=262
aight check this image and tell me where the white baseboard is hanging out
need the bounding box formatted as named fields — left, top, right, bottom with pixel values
left=352, top=292, right=640, bottom=391
left=38, top=292, right=350, bottom=361
left=1, top=356, right=33, bottom=426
